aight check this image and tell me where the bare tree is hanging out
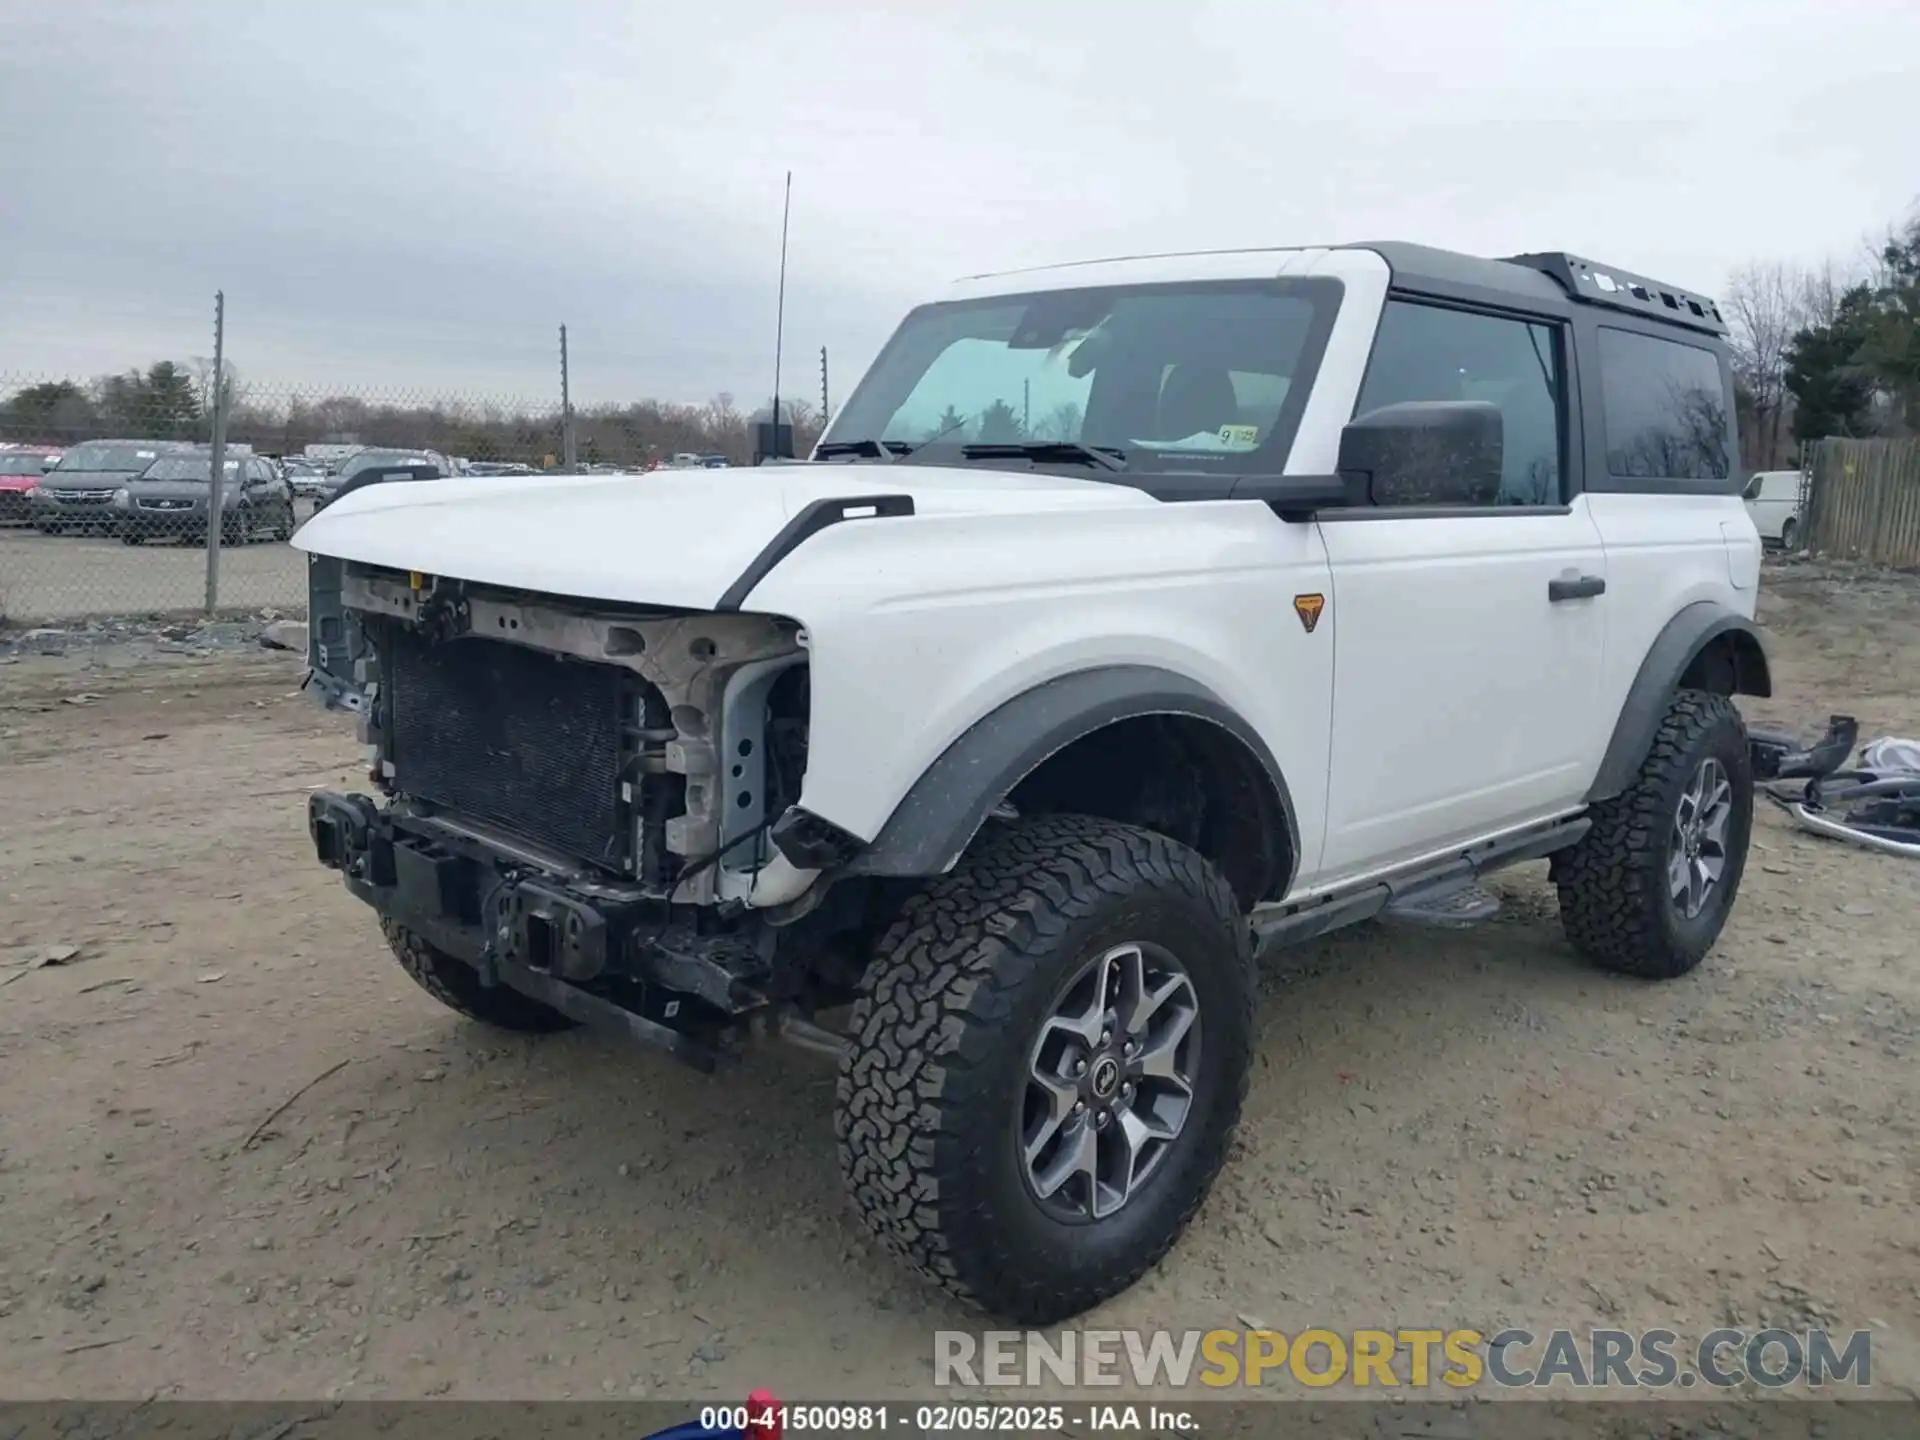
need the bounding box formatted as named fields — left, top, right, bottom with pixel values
left=187, top=355, right=245, bottom=416
left=1798, top=259, right=1854, bottom=330
left=1725, top=261, right=1798, bottom=468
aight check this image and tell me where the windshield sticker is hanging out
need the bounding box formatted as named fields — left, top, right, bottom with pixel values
left=1126, top=430, right=1250, bottom=453
left=1218, top=424, right=1260, bottom=448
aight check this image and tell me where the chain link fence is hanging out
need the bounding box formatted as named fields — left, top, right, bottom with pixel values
left=0, top=358, right=826, bottom=630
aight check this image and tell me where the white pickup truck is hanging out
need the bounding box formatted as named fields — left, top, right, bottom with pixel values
left=294, top=242, right=1769, bottom=1324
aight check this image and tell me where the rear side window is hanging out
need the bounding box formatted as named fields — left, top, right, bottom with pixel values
left=1597, top=327, right=1731, bottom=481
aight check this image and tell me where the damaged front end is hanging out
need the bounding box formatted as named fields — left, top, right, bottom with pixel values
left=304, top=560, right=858, bottom=1068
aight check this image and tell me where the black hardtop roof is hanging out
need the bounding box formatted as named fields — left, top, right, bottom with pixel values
left=951, top=241, right=1729, bottom=338
left=1342, top=241, right=1728, bottom=337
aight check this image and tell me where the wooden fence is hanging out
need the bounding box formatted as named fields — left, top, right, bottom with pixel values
left=1802, top=438, right=1920, bottom=566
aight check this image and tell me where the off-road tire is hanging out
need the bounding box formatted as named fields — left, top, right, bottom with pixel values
left=381, top=919, right=577, bottom=1033
left=837, top=814, right=1256, bottom=1324
left=1556, top=690, right=1753, bottom=979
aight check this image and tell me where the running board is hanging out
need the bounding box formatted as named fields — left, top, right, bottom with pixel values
left=1381, top=879, right=1501, bottom=927
left=1252, top=816, right=1590, bottom=953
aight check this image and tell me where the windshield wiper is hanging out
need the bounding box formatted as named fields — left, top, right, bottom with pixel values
left=958, top=441, right=1128, bottom=472
left=813, top=438, right=912, bottom=463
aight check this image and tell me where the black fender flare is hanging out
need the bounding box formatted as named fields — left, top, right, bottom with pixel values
left=839, top=664, right=1301, bottom=889
left=1586, top=601, right=1773, bottom=803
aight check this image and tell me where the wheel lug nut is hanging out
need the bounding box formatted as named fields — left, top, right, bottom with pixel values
left=1072, top=1101, right=1085, bottom=1117
left=1073, top=1059, right=1088, bottom=1077
left=1100, top=1030, right=1112, bottom=1046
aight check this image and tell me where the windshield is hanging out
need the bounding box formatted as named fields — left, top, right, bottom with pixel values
left=137, top=456, right=240, bottom=482
left=51, top=441, right=176, bottom=474
left=822, top=278, right=1340, bottom=475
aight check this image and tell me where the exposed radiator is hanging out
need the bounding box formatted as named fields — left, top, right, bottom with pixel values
left=383, top=627, right=631, bottom=870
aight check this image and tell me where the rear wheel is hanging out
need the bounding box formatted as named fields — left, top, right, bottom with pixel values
left=1780, top=516, right=1798, bottom=551
left=837, top=814, right=1255, bottom=1323
left=222, top=509, right=245, bottom=547
left=1555, top=690, right=1753, bottom=979
left=382, top=920, right=578, bottom=1033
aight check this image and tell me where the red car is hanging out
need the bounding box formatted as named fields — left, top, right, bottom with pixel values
left=0, top=450, right=59, bottom=526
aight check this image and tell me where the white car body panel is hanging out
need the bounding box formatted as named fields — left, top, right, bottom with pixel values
left=292, top=465, right=1148, bottom=612
left=1584, top=492, right=1760, bottom=743
left=748, top=497, right=1337, bottom=876
left=1313, top=499, right=1611, bottom=879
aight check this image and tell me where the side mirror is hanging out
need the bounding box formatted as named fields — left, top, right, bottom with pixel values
left=1337, top=401, right=1503, bottom=509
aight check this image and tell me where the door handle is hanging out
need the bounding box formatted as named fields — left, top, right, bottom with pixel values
left=1549, top=573, right=1606, bottom=602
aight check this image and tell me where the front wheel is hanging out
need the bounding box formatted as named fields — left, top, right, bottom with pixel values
left=1556, top=690, right=1753, bottom=979
left=837, top=814, right=1255, bottom=1323
left=272, top=501, right=295, bottom=541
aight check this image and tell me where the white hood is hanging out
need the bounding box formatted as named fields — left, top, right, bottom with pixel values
left=291, top=465, right=1151, bottom=611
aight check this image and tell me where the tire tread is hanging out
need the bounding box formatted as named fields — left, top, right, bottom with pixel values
left=836, top=813, right=1253, bottom=1322
left=382, top=919, right=576, bottom=1033
left=1556, top=690, right=1749, bottom=979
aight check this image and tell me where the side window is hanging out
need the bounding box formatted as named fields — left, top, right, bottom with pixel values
left=1596, top=327, right=1730, bottom=482
left=1355, top=300, right=1565, bottom=506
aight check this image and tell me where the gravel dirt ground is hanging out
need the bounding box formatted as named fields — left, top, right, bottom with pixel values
left=1, top=557, right=1916, bottom=1406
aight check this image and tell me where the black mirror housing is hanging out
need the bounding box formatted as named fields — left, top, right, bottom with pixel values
left=1337, top=401, right=1504, bottom=509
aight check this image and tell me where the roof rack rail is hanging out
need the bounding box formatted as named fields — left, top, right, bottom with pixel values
left=1504, top=252, right=1727, bottom=337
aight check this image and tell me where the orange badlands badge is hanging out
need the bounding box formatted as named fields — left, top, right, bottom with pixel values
left=1293, top=593, right=1326, bottom=633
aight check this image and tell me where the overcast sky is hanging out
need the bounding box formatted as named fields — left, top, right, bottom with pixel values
left=3, top=0, right=1916, bottom=409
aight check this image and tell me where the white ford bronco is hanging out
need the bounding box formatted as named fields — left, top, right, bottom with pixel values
left=296, top=242, right=1770, bottom=1323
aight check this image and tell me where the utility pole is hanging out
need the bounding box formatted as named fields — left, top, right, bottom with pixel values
left=559, top=324, right=577, bottom=471
left=204, top=290, right=228, bottom=615
left=768, top=169, right=792, bottom=462
left=820, top=346, right=830, bottom=426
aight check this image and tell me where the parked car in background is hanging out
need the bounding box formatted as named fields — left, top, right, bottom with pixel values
left=1743, top=470, right=1803, bottom=549
left=313, top=448, right=454, bottom=510
left=117, top=450, right=297, bottom=545
left=31, top=439, right=192, bottom=534
left=0, top=451, right=61, bottom=525
left=284, top=458, right=331, bottom=500
left=466, top=461, right=536, bottom=477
